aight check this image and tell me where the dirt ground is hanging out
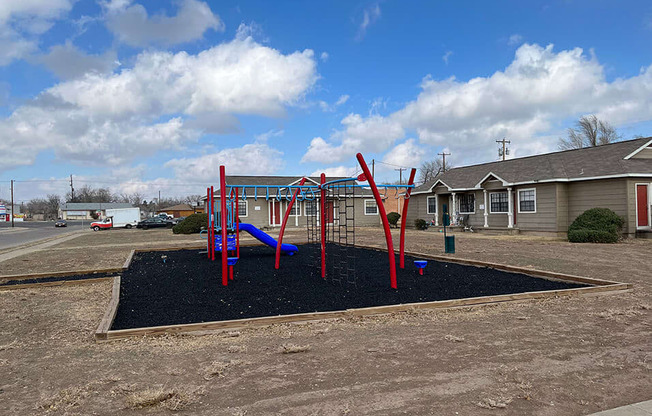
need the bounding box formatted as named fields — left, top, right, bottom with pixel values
left=0, top=228, right=650, bottom=415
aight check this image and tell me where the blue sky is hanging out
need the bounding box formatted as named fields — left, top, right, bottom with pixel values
left=1, top=0, right=652, bottom=202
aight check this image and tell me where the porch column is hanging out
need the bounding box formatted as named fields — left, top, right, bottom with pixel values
left=483, top=189, right=489, bottom=228
left=507, top=187, right=514, bottom=228
left=451, top=192, right=457, bottom=225
left=434, top=194, right=439, bottom=226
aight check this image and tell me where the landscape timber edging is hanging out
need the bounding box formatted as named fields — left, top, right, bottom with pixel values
left=94, top=245, right=632, bottom=341
left=0, top=249, right=136, bottom=291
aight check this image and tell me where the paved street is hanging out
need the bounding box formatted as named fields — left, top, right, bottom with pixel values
left=0, top=220, right=89, bottom=250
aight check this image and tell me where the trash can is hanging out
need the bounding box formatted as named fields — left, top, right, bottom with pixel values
left=445, top=235, right=455, bottom=253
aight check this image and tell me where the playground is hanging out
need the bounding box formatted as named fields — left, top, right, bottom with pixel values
left=0, top=153, right=648, bottom=414
left=0, top=226, right=650, bottom=414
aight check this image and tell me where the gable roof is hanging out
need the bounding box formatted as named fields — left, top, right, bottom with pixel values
left=159, top=204, right=193, bottom=211
left=61, top=202, right=133, bottom=210
left=414, top=137, right=652, bottom=194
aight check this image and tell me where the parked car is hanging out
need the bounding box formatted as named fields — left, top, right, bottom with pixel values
left=55, top=219, right=67, bottom=227
left=136, top=217, right=174, bottom=230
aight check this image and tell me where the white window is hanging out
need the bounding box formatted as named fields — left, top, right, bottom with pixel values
left=489, top=192, right=509, bottom=213
left=427, top=196, right=437, bottom=215
left=518, top=188, right=536, bottom=213
left=304, top=200, right=319, bottom=216
left=289, top=201, right=300, bottom=216
left=458, top=193, right=475, bottom=214
left=237, top=200, right=248, bottom=217
left=364, top=199, right=379, bottom=215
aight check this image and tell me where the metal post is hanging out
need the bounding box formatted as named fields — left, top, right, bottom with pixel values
left=320, top=173, right=326, bottom=279
left=10, top=180, right=14, bottom=228
left=399, top=168, right=416, bottom=269
left=220, top=167, right=228, bottom=286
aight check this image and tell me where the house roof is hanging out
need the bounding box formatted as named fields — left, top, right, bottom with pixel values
left=413, top=137, right=652, bottom=193
left=61, top=202, right=133, bottom=210
left=159, top=204, right=193, bottom=211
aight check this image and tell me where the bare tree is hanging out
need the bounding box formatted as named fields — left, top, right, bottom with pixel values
left=558, top=115, right=622, bottom=150
left=66, top=185, right=115, bottom=203
left=418, top=159, right=452, bottom=184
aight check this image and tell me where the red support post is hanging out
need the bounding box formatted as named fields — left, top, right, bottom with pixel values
left=220, top=167, right=228, bottom=286
left=320, top=173, right=326, bottom=279
left=356, top=153, right=398, bottom=289
left=275, top=177, right=306, bottom=269
left=235, top=188, right=240, bottom=259
left=211, top=186, right=215, bottom=262
left=206, top=187, right=210, bottom=259
left=399, top=168, right=417, bottom=269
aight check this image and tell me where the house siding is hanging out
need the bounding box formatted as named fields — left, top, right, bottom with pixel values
left=207, top=198, right=381, bottom=229
left=514, top=183, right=557, bottom=232
left=567, top=178, right=629, bottom=233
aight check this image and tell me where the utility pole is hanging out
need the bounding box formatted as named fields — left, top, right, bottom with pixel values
left=158, top=190, right=161, bottom=212
left=496, top=138, right=511, bottom=161
left=10, top=179, right=14, bottom=228
left=69, top=174, right=75, bottom=202
left=371, top=159, right=375, bottom=179
left=394, top=167, right=406, bottom=184
left=437, top=151, right=451, bottom=172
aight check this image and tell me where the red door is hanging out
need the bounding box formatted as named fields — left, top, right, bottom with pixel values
left=323, top=201, right=334, bottom=223
left=637, top=185, right=649, bottom=227
left=270, top=201, right=281, bottom=225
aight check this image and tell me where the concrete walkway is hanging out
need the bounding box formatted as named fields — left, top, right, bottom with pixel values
left=589, top=400, right=652, bottom=415
left=0, top=231, right=85, bottom=264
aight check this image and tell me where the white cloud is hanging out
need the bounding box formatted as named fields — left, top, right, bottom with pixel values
left=105, top=0, right=224, bottom=47
left=356, top=4, right=381, bottom=41
left=165, top=142, right=284, bottom=180
left=0, top=36, right=318, bottom=172
left=49, top=37, right=317, bottom=118
left=302, top=113, right=405, bottom=163
left=508, top=34, right=523, bottom=46
left=382, top=139, right=426, bottom=168
left=320, top=51, right=329, bottom=62
left=442, top=50, right=453, bottom=65
left=38, top=42, right=118, bottom=80
left=318, top=94, right=350, bottom=112
left=0, top=0, right=74, bottom=66
left=335, top=94, right=350, bottom=106
left=310, top=166, right=358, bottom=177
left=305, top=43, right=652, bottom=167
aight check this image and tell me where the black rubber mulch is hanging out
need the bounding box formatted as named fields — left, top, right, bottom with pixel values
left=0, top=272, right=119, bottom=287
left=111, top=244, right=587, bottom=330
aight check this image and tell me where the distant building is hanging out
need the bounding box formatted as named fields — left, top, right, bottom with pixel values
left=408, top=137, right=652, bottom=238
left=157, top=203, right=201, bottom=218
left=59, top=202, right=134, bottom=220
left=202, top=175, right=382, bottom=229
left=0, top=204, right=22, bottom=222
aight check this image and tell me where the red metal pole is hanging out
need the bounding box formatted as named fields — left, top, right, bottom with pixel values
left=206, top=187, right=210, bottom=259
left=399, top=168, right=417, bottom=269
left=275, top=177, right=307, bottom=269
left=235, top=188, right=240, bottom=259
left=356, top=153, right=398, bottom=289
left=211, top=186, right=215, bottom=262
left=320, top=173, right=326, bottom=279
left=220, top=167, right=228, bottom=286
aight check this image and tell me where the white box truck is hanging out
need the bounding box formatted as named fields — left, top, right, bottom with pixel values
left=90, top=207, right=140, bottom=231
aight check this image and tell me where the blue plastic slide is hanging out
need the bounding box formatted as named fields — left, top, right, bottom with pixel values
left=239, top=223, right=298, bottom=255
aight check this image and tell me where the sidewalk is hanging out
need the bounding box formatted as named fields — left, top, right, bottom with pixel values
left=0, top=231, right=85, bottom=264
left=589, top=400, right=652, bottom=415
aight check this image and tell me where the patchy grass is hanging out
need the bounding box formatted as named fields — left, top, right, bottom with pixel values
left=124, top=388, right=195, bottom=411
left=281, top=344, right=311, bottom=354
left=476, top=396, right=514, bottom=409
left=202, top=359, right=244, bottom=380
left=444, top=334, right=465, bottom=342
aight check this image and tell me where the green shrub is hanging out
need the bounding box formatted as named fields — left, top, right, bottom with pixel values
left=172, top=213, right=208, bottom=234
left=567, top=208, right=624, bottom=243
left=568, top=229, right=619, bottom=244
left=387, top=211, right=400, bottom=227
left=414, top=219, right=428, bottom=230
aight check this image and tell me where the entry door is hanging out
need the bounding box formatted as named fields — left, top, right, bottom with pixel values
left=270, top=201, right=282, bottom=226
left=637, top=184, right=649, bottom=228
left=324, top=201, right=334, bottom=224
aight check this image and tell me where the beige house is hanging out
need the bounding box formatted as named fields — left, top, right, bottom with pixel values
left=203, top=176, right=383, bottom=229
left=408, top=137, right=652, bottom=238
